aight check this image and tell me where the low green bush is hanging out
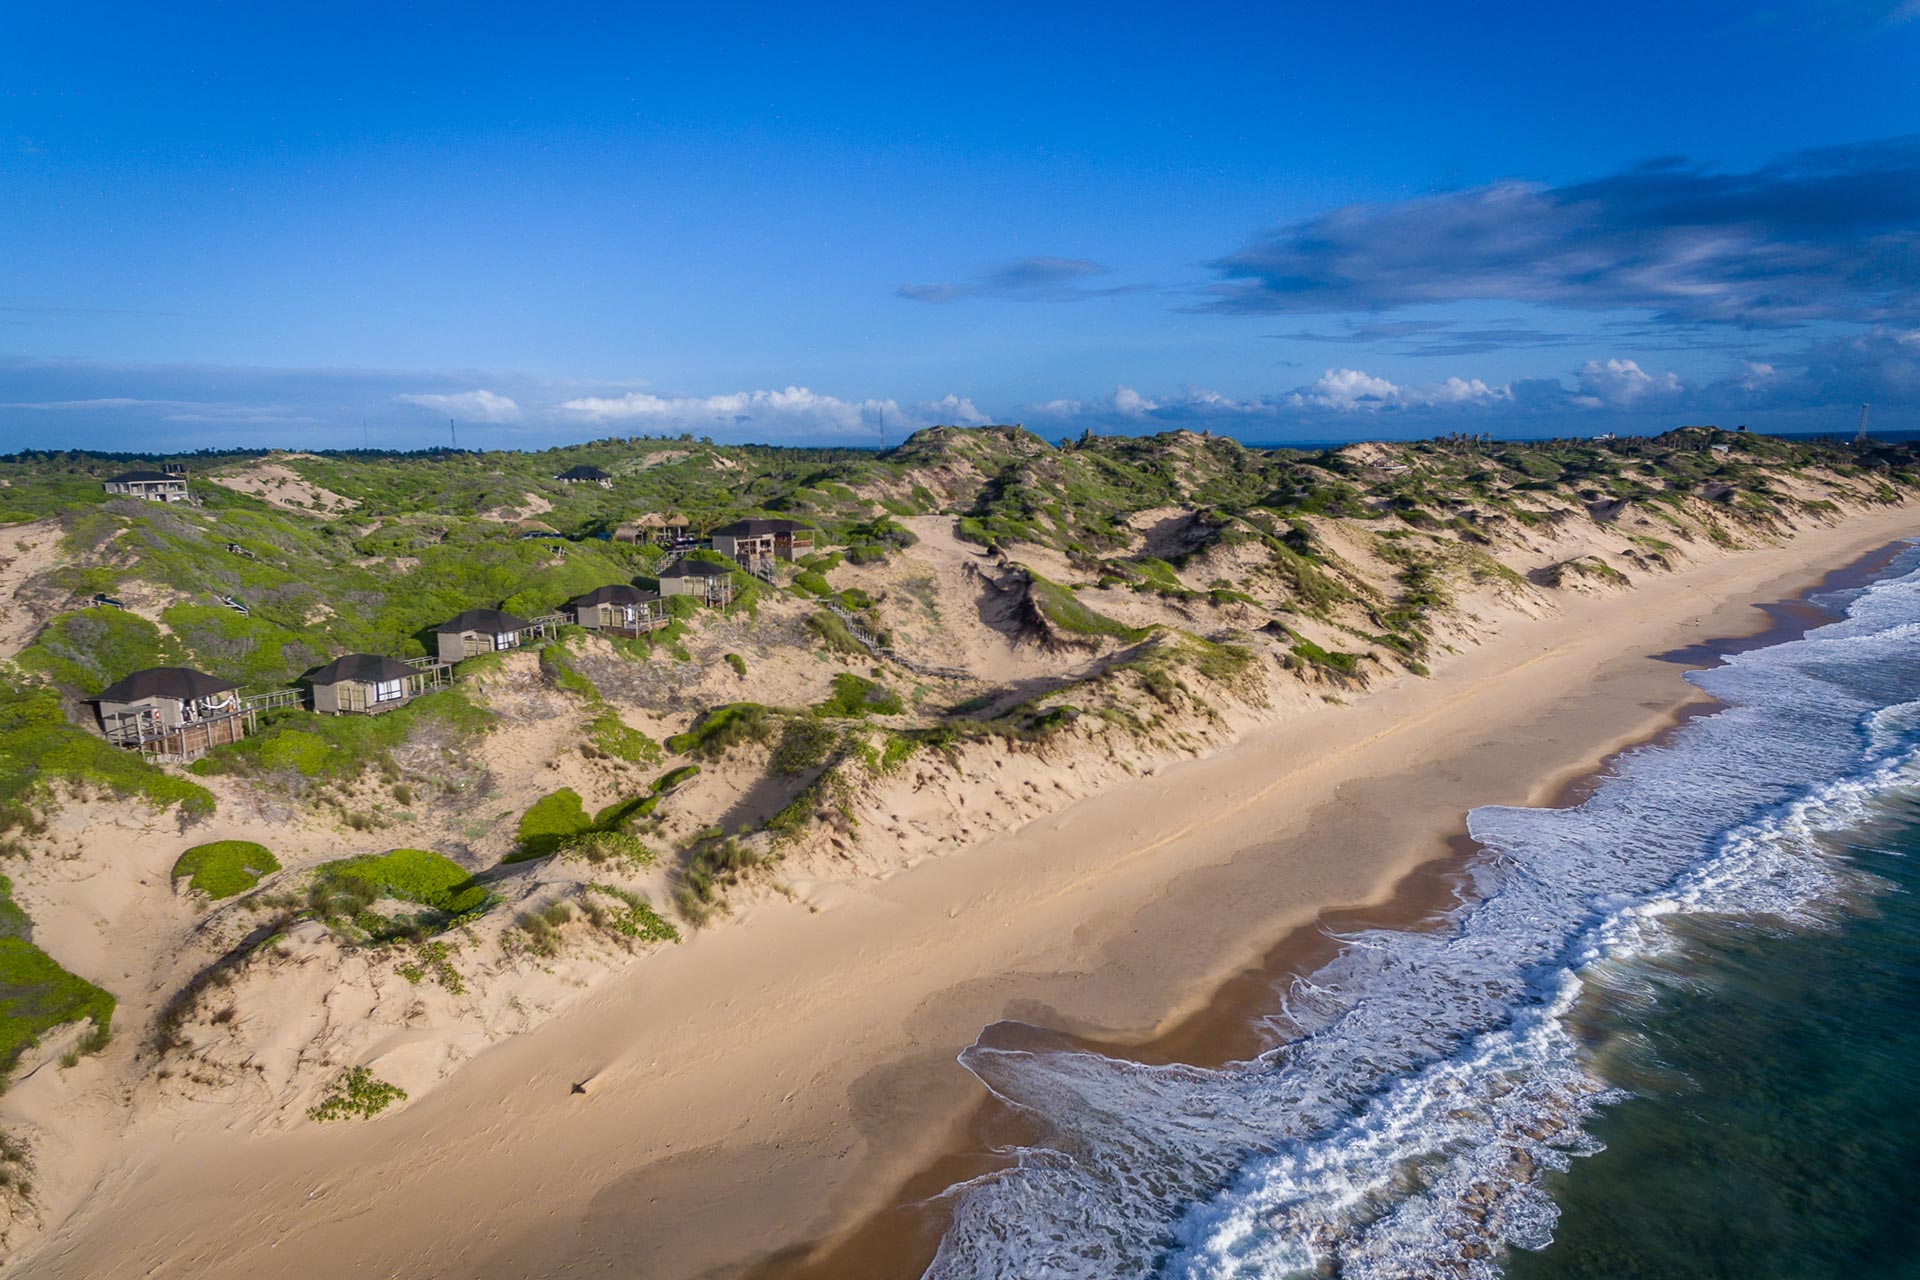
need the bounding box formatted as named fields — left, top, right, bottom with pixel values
left=816, top=673, right=903, bottom=718
left=665, top=703, right=774, bottom=758
left=585, top=883, right=681, bottom=944
left=587, top=709, right=662, bottom=764
left=514, top=788, right=594, bottom=857
left=804, top=610, right=865, bottom=656
left=311, top=848, right=491, bottom=921
left=171, top=840, right=281, bottom=899
left=307, top=1065, right=406, bottom=1121
left=0, top=873, right=115, bottom=1072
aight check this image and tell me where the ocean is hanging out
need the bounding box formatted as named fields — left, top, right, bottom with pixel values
left=918, top=542, right=1920, bottom=1279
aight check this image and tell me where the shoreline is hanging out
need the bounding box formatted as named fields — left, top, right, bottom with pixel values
left=743, top=532, right=1917, bottom=1280
left=13, top=510, right=1916, bottom=1280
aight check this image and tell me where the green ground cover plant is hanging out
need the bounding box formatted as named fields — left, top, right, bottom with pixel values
left=171, top=840, right=281, bottom=899
left=307, top=1065, right=406, bottom=1121
left=0, top=873, right=115, bottom=1073
left=513, top=788, right=594, bottom=857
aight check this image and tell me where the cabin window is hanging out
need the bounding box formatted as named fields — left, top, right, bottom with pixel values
left=374, top=679, right=406, bottom=703
left=493, top=630, right=519, bottom=651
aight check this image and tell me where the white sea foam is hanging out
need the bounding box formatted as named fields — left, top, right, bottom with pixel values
left=923, top=547, right=1920, bottom=1280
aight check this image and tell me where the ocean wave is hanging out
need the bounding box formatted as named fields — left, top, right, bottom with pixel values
left=923, top=551, right=1920, bottom=1280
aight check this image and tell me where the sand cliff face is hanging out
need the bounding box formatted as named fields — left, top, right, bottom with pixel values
left=0, top=434, right=1910, bottom=1258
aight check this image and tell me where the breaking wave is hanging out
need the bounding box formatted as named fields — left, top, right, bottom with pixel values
left=923, top=544, right=1920, bottom=1280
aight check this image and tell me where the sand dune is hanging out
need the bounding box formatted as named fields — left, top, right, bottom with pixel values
left=6, top=500, right=1911, bottom=1279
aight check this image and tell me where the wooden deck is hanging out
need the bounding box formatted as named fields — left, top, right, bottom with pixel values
left=107, top=710, right=256, bottom=763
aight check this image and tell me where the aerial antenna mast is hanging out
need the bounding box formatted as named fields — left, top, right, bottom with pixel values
left=1855, top=403, right=1870, bottom=446
left=450, top=417, right=457, bottom=450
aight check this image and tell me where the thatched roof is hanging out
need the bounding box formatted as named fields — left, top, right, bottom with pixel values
left=433, top=608, right=530, bottom=635
left=92, top=667, right=237, bottom=703
left=307, top=653, right=417, bottom=686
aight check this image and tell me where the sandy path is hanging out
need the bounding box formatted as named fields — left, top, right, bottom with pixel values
left=12, top=506, right=1917, bottom=1280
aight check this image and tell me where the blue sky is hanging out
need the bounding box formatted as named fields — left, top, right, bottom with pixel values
left=3, top=0, right=1917, bottom=451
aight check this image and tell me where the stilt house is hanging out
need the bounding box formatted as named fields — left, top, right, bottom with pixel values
left=656, top=560, right=734, bottom=606
left=308, top=653, right=428, bottom=714
left=90, top=666, right=249, bottom=759
left=433, top=608, right=533, bottom=662
left=566, top=584, right=666, bottom=634
left=709, top=518, right=816, bottom=571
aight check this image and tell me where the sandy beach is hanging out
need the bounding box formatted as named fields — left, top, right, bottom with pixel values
left=12, top=504, right=1916, bottom=1280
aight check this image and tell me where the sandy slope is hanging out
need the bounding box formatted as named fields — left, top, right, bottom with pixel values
left=0, top=519, right=65, bottom=658
left=7, top=503, right=1912, bottom=1278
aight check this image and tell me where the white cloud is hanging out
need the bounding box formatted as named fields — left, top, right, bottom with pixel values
left=1, top=397, right=176, bottom=410
left=394, top=389, right=522, bottom=422
left=1287, top=368, right=1511, bottom=411
left=556, top=385, right=985, bottom=437
left=1571, top=358, right=1683, bottom=408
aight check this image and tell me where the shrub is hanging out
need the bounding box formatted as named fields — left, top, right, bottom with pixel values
left=674, top=830, right=759, bottom=922
left=586, top=883, right=680, bottom=944
left=772, top=718, right=840, bottom=773
left=816, top=673, right=903, bottom=718
left=171, top=840, right=281, bottom=899
left=665, top=703, right=774, bottom=758
left=724, top=652, right=747, bottom=677
left=0, top=874, right=115, bottom=1072
left=805, top=610, right=866, bottom=656
left=311, top=849, right=491, bottom=919
left=554, top=830, right=658, bottom=871
left=1023, top=571, right=1149, bottom=642
left=515, top=788, right=594, bottom=857
left=587, top=710, right=662, bottom=764
left=307, top=1066, right=406, bottom=1122
left=1290, top=639, right=1362, bottom=676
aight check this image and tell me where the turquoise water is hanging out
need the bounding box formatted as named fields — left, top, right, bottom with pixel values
left=920, top=544, right=1920, bottom=1279
left=1508, top=793, right=1920, bottom=1280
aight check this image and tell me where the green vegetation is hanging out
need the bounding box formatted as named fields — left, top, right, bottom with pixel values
left=805, top=609, right=866, bottom=656
left=771, top=717, right=841, bottom=773
left=514, top=788, right=594, bottom=857
left=584, top=883, right=680, bottom=944
left=0, top=680, right=215, bottom=836
left=192, top=689, right=491, bottom=786
left=587, top=709, right=663, bottom=764
left=513, top=900, right=575, bottom=957
left=666, top=703, right=775, bottom=758
left=307, top=1065, right=406, bottom=1121
left=815, top=673, right=904, bottom=718
left=674, top=830, right=759, bottom=923
left=5, top=427, right=1917, bottom=950
left=171, top=840, right=281, bottom=899
left=1290, top=638, right=1363, bottom=676
left=306, top=848, right=491, bottom=942
left=0, top=873, right=115, bottom=1072
left=1022, top=570, right=1151, bottom=642
left=394, top=939, right=464, bottom=993
left=554, top=830, right=657, bottom=872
